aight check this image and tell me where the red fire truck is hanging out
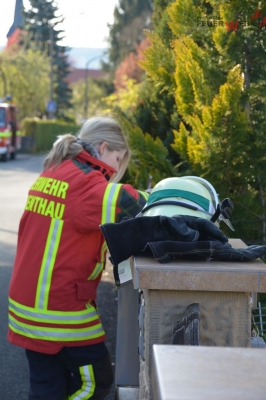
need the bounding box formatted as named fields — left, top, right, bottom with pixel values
left=0, top=102, right=21, bottom=161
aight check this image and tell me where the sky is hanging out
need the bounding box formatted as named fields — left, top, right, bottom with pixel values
left=0, top=0, right=119, bottom=48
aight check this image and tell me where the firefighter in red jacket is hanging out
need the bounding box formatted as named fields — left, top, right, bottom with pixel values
left=8, top=116, right=149, bottom=400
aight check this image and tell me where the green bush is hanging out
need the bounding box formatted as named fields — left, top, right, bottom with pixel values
left=21, top=118, right=80, bottom=153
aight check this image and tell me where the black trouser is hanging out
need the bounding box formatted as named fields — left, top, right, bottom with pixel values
left=25, top=342, right=113, bottom=400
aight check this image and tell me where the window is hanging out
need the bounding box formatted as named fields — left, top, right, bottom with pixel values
left=0, top=108, right=6, bottom=128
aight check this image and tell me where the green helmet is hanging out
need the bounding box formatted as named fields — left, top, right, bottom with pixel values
left=140, top=176, right=234, bottom=230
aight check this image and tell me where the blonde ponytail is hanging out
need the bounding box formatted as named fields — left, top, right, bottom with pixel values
left=43, top=134, right=82, bottom=170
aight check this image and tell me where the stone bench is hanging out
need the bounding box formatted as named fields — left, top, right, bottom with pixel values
left=152, top=344, right=266, bottom=400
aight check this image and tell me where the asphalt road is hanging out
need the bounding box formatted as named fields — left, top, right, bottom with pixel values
left=0, top=154, right=117, bottom=399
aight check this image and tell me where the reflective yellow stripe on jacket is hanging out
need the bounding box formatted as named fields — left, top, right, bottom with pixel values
left=35, top=218, right=64, bottom=309
left=9, top=314, right=104, bottom=342
left=9, top=297, right=98, bottom=324
left=8, top=296, right=105, bottom=341
left=88, top=183, right=122, bottom=280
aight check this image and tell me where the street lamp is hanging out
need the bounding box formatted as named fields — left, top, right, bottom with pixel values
left=48, top=24, right=54, bottom=119
left=84, top=53, right=106, bottom=119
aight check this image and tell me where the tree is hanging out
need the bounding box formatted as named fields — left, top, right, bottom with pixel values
left=106, top=0, right=153, bottom=70
left=130, top=78, right=181, bottom=165
left=114, top=38, right=150, bottom=91
left=71, top=77, right=112, bottom=122
left=0, top=47, right=50, bottom=119
left=108, top=0, right=266, bottom=244
left=167, top=0, right=266, bottom=244
left=152, top=0, right=175, bottom=45
left=131, top=27, right=181, bottom=165
left=53, top=45, right=72, bottom=119
left=104, top=78, right=141, bottom=114
left=113, top=109, right=176, bottom=189
left=22, top=0, right=72, bottom=119
left=106, top=0, right=181, bottom=166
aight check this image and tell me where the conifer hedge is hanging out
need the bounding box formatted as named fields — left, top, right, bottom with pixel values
left=21, top=118, right=80, bottom=153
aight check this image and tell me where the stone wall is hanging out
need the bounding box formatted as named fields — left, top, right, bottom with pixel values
left=139, top=289, right=251, bottom=400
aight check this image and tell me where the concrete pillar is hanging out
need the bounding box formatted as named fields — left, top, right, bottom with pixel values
left=130, top=239, right=266, bottom=400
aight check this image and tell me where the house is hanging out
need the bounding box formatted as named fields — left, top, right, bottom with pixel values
left=67, top=68, right=106, bottom=85
left=6, top=0, right=24, bottom=48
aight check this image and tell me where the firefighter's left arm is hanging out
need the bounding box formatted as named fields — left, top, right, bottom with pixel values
left=115, top=184, right=149, bottom=223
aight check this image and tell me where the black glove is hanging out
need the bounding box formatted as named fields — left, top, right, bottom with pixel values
left=100, top=215, right=200, bottom=267
left=211, top=243, right=266, bottom=261
left=174, top=215, right=228, bottom=243
left=143, top=241, right=266, bottom=263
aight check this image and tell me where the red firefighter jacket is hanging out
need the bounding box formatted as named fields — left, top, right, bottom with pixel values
left=8, top=150, right=148, bottom=354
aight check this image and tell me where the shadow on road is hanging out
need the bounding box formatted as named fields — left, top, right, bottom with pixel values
left=0, top=267, right=29, bottom=399
left=0, top=153, right=45, bottom=174
left=0, top=241, right=16, bottom=268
